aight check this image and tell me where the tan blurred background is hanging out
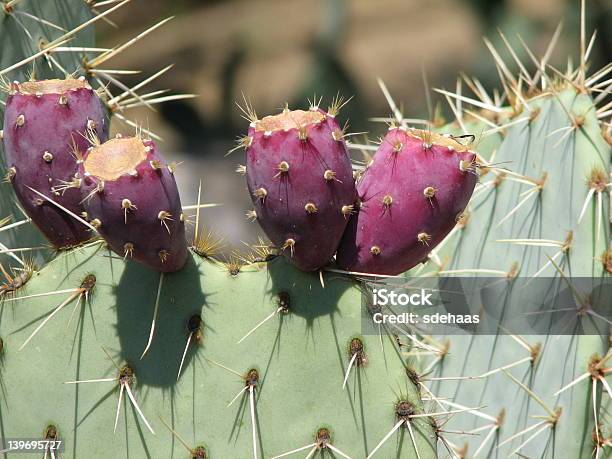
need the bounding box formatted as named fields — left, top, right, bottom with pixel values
left=97, top=0, right=612, bottom=253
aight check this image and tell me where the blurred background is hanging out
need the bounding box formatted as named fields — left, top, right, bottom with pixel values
left=97, top=0, right=612, bottom=254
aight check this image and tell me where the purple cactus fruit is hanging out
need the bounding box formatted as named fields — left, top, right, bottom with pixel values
left=78, top=136, right=188, bottom=273
left=244, top=106, right=357, bottom=271
left=336, top=127, right=478, bottom=276
left=2, top=78, right=108, bottom=248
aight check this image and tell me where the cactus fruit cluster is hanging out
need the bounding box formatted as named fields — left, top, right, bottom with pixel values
left=3, top=80, right=187, bottom=271
left=241, top=105, right=479, bottom=276
left=0, top=1, right=610, bottom=458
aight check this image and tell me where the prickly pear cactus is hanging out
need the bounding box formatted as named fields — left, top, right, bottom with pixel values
left=1, top=1, right=610, bottom=458
left=0, top=245, right=437, bottom=458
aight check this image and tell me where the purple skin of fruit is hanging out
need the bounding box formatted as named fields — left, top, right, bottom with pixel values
left=245, top=108, right=357, bottom=271
left=336, top=127, right=478, bottom=276
left=2, top=78, right=108, bottom=248
left=78, top=136, right=188, bottom=273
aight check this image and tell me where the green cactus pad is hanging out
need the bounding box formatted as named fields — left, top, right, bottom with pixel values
left=410, top=86, right=610, bottom=457
left=0, top=244, right=436, bottom=458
